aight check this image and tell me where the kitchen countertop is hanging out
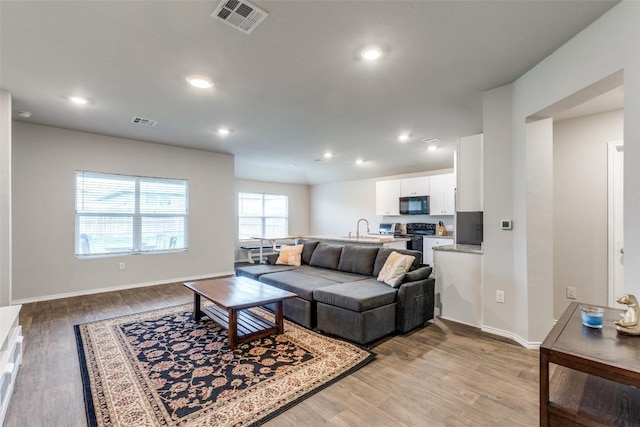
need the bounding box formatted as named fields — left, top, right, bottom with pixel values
left=302, top=235, right=411, bottom=244
left=423, top=235, right=454, bottom=239
left=433, top=244, right=483, bottom=254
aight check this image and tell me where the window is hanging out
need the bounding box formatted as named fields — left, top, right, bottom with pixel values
left=238, top=192, right=288, bottom=240
left=75, top=171, right=188, bottom=256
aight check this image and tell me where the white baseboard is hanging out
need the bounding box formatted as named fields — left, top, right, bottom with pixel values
left=11, top=271, right=235, bottom=305
left=436, top=315, right=542, bottom=349
left=480, top=325, right=541, bottom=350
left=438, top=315, right=481, bottom=329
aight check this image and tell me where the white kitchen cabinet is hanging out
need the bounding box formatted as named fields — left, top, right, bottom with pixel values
left=400, top=176, right=429, bottom=197
left=429, top=173, right=455, bottom=215
left=456, top=134, right=483, bottom=212
left=423, top=236, right=452, bottom=266
left=376, top=180, right=401, bottom=216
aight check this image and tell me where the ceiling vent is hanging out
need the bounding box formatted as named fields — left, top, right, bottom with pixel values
left=131, top=116, right=158, bottom=127
left=421, top=137, right=441, bottom=144
left=211, top=0, right=268, bottom=34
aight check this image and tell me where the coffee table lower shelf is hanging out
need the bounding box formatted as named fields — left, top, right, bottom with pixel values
left=201, top=304, right=278, bottom=347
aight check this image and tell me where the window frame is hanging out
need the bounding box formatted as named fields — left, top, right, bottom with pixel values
left=75, top=171, right=189, bottom=257
left=238, top=192, right=289, bottom=241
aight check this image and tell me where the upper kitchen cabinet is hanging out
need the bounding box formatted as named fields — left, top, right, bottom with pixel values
left=430, top=173, right=455, bottom=215
left=376, top=180, right=401, bottom=216
left=456, top=134, right=483, bottom=212
left=400, top=176, right=430, bottom=197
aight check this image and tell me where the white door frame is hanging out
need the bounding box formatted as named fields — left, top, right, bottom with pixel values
left=608, top=140, right=624, bottom=307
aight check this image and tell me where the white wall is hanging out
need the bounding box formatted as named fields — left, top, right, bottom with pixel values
left=234, top=179, right=310, bottom=260
left=483, top=1, right=640, bottom=344
left=0, top=91, right=11, bottom=306
left=310, top=169, right=454, bottom=236
left=482, top=84, right=516, bottom=334
left=553, top=110, right=623, bottom=319
left=311, top=178, right=376, bottom=237
left=11, top=122, right=236, bottom=302
left=525, top=118, right=555, bottom=341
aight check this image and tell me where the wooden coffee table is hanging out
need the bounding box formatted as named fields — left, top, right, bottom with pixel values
left=183, top=276, right=297, bottom=350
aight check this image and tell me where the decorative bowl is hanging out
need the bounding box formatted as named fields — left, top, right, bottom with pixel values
left=580, top=305, right=604, bottom=328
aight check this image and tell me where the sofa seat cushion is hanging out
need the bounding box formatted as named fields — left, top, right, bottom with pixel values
left=259, top=271, right=338, bottom=300
left=313, top=279, right=398, bottom=312
left=235, top=264, right=298, bottom=280
left=296, top=265, right=370, bottom=283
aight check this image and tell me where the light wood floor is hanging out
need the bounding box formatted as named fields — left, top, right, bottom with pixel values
left=4, top=282, right=540, bottom=426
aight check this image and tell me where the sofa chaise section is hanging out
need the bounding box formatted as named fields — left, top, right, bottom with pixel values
left=258, top=271, right=337, bottom=328
left=314, top=279, right=398, bottom=344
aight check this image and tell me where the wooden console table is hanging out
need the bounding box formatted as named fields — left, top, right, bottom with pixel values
left=540, top=302, right=640, bottom=426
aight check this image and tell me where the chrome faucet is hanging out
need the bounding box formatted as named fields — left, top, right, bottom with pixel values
left=356, top=218, right=370, bottom=239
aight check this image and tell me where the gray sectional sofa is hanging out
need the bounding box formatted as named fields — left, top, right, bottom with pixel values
left=235, top=241, right=435, bottom=344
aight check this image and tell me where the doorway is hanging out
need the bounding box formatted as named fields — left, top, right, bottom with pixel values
left=608, top=141, right=624, bottom=307
left=549, top=86, right=624, bottom=320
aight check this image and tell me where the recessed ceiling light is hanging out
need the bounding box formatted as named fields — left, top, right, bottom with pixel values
left=324, top=152, right=333, bottom=159
left=217, top=128, right=230, bottom=136
left=186, top=75, right=214, bottom=89
left=69, top=96, right=88, bottom=105
left=398, top=133, right=411, bottom=142
left=427, top=144, right=438, bottom=151
left=361, top=47, right=383, bottom=61
left=16, top=111, right=32, bottom=118
left=356, top=159, right=364, bottom=165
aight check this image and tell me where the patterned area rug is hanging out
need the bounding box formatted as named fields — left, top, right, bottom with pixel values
left=74, top=303, right=374, bottom=426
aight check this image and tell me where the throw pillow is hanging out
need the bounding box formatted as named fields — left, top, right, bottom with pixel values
left=275, top=244, right=304, bottom=266
left=377, top=251, right=416, bottom=288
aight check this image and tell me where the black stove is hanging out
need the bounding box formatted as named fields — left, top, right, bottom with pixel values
left=406, top=223, right=436, bottom=236
left=397, top=223, right=436, bottom=255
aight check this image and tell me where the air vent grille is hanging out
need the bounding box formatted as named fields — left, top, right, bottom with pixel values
left=211, top=0, right=268, bottom=34
left=131, top=116, right=158, bottom=127
left=421, top=137, right=441, bottom=144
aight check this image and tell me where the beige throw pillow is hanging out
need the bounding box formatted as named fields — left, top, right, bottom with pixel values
left=377, top=251, right=416, bottom=287
left=275, top=244, right=304, bottom=266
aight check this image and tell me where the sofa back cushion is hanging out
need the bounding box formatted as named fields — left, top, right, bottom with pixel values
left=301, top=240, right=320, bottom=265
left=308, top=243, right=343, bottom=270
left=373, top=248, right=423, bottom=276
left=337, top=245, right=379, bottom=276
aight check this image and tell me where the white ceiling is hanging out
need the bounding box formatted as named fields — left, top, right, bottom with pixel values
left=0, top=0, right=618, bottom=184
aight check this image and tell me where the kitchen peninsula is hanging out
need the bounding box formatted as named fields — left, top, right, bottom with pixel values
left=433, top=244, right=483, bottom=326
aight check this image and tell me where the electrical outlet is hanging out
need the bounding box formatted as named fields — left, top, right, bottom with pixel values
left=496, top=290, right=505, bottom=304
left=566, top=287, right=577, bottom=299
left=119, top=262, right=126, bottom=270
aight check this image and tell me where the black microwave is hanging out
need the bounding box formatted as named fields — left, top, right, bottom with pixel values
left=399, top=196, right=430, bottom=215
